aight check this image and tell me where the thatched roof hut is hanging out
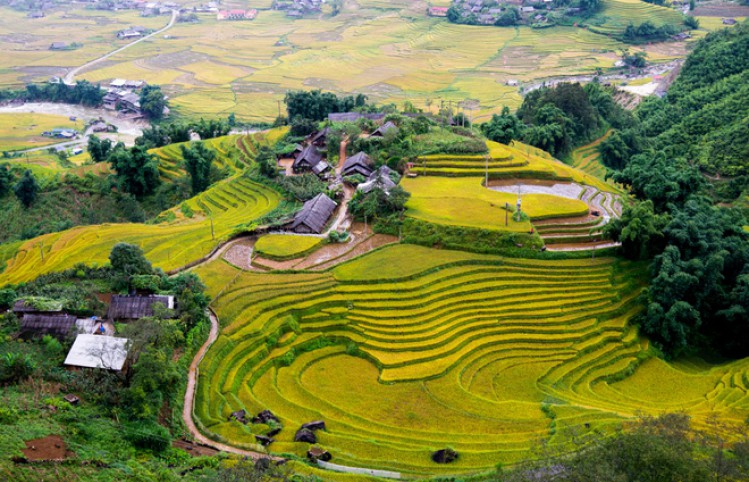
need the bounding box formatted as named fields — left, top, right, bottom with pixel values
left=341, top=152, right=373, bottom=177
left=19, top=314, right=78, bottom=340
left=293, top=145, right=324, bottom=172
left=289, top=193, right=337, bottom=234
left=106, top=295, right=175, bottom=321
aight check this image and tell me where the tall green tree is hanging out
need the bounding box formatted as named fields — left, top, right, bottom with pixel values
left=181, top=142, right=216, bottom=195
left=139, top=85, right=168, bottom=120
left=109, top=145, right=161, bottom=198
left=109, top=242, right=153, bottom=276
left=13, top=169, right=38, bottom=208
left=0, top=163, right=11, bottom=197
left=481, top=107, right=525, bottom=144
left=87, top=135, right=113, bottom=163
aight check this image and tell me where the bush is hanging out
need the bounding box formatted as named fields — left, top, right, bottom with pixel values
left=123, top=421, right=171, bottom=452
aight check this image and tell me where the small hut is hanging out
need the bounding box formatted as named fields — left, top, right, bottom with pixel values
left=308, top=127, right=330, bottom=147
left=106, top=294, right=175, bottom=322
left=358, top=165, right=397, bottom=194
left=341, top=152, right=374, bottom=177
left=288, top=193, right=337, bottom=234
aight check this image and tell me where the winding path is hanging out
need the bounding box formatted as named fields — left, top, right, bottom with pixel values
left=63, top=9, right=178, bottom=85
left=182, top=309, right=282, bottom=461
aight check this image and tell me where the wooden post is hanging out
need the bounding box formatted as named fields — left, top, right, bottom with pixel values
left=39, top=242, right=44, bottom=261
left=277, top=100, right=282, bottom=119
left=210, top=217, right=214, bottom=240
left=485, top=155, right=488, bottom=187
left=505, top=203, right=509, bottom=226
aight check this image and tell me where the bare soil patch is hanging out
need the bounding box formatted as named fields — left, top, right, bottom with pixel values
left=693, top=5, right=749, bottom=16
left=18, top=435, right=73, bottom=462
left=173, top=439, right=220, bottom=457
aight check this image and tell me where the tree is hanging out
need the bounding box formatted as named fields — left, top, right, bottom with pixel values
left=109, top=242, right=153, bottom=277
left=494, top=6, right=520, bottom=25
left=603, top=200, right=669, bottom=260
left=684, top=16, right=699, bottom=29
left=481, top=106, right=524, bottom=144
left=256, top=146, right=277, bottom=178
left=0, top=163, right=11, bottom=197
left=87, top=135, right=113, bottom=163
left=13, top=169, right=38, bottom=208
left=139, top=85, right=167, bottom=120
left=330, top=0, right=343, bottom=16
left=181, top=142, right=216, bottom=194
left=598, top=130, right=631, bottom=169
left=109, top=145, right=161, bottom=198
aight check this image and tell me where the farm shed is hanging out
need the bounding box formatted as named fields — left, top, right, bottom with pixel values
left=289, top=193, right=337, bottom=234
left=13, top=299, right=63, bottom=315
left=370, top=121, right=397, bottom=137
left=328, top=112, right=385, bottom=122
left=342, top=152, right=374, bottom=177
left=19, top=314, right=78, bottom=340
left=107, top=294, right=175, bottom=322
left=49, top=42, right=68, bottom=50
left=64, top=334, right=129, bottom=371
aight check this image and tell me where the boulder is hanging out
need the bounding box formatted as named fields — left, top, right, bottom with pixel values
left=255, top=457, right=272, bottom=471
left=267, top=427, right=281, bottom=437
left=302, top=420, right=326, bottom=431
left=294, top=428, right=317, bottom=443
left=307, top=446, right=332, bottom=462
left=432, top=448, right=459, bottom=464
left=253, top=409, right=280, bottom=424
left=228, top=410, right=247, bottom=424
left=255, top=435, right=274, bottom=447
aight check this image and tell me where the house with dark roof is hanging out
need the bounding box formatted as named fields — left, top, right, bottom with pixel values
left=358, top=165, right=397, bottom=194
left=370, top=121, right=397, bottom=138
left=107, top=294, right=175, bottom=322
left=293, top=145, right=329, bottom=176
left=308, top=127, right=332, bottom=148
left=341, top=152, right=374, bottom=177
left=50, top=42, right=69, bottom=50
left=19, top=314, right=78, bottom=341
left=288, top=193, right=337, bottom=234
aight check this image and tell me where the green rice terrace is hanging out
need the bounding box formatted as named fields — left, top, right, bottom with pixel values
left=192, top=244, right=749, bottom=477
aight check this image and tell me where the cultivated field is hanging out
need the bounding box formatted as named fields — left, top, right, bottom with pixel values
left=0, top=113, right=79, bottom=151
left=0, top=133, right=281, bottom=284
left=192, top=244, right=749, bottom=476
left=0, top=1, right=692, bottom=123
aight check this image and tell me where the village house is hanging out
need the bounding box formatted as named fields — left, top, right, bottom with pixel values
left=117, top=27, right=147, bottom=39
left=308, top=127, right=330, bottom=147
left=293, top=145, right=330, bottom=176
left=217, top=9, right=258, bottom=20
left=107, top=294, right=175, bottom=322
left=341, top=152, right=374, bottom=178
left=18, top=314, right=78, bottom=341
left=723, top=18, right=737, bottom=25
left=358, top=165, right=397, bottom=194
left=49, top=42, right=69, bottom=50
left=288, top=193, right=337, bottom=234
left=328, top=112, right=386, bottom=122
left=28, top=11, right=45, bottom=18
left=64, top=334, right=129, bottom=371
left=370, top=121, right=398, bottom=137
left=13, top=299, right=63, bottom=316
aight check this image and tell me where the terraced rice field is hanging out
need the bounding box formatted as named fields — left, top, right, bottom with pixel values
left=570, top=131, right=611, bottom=179
left=587, top=0, right=685, bottom=36
left=254, top=234, right=324, bottom=261
left=0, top=134, right=282, bottom=285
left=152, top=134, right=251, bottom=181
left=193, top=244, right=749, bottom=476
left=403, top=140, right=620, bottom=234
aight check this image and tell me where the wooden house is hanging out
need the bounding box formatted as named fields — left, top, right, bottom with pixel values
left=341, top=152, right=374, bottom=177
left=18, top=314, right=78, bottom=341
left=106, top=294, right=175, bottom=322
left=370, top=121, right=397, bottom=138
left=308, top=127, right=330, bottom=147
left=288, top=193, right=337, bottom=234
left=293, top=145, right=330, bottom=176
left=358, top=165, right=397, bottom=194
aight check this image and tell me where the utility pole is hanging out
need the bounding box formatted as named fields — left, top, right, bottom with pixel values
left=277, top=100, right=282, bottom=119
left=210, top=217, right=215, bottom=240
left=485, top=154, right=489, bottom=187
left=505, top=203, right=509, bottom=226
left=38, top=241, right=44, bottom=262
